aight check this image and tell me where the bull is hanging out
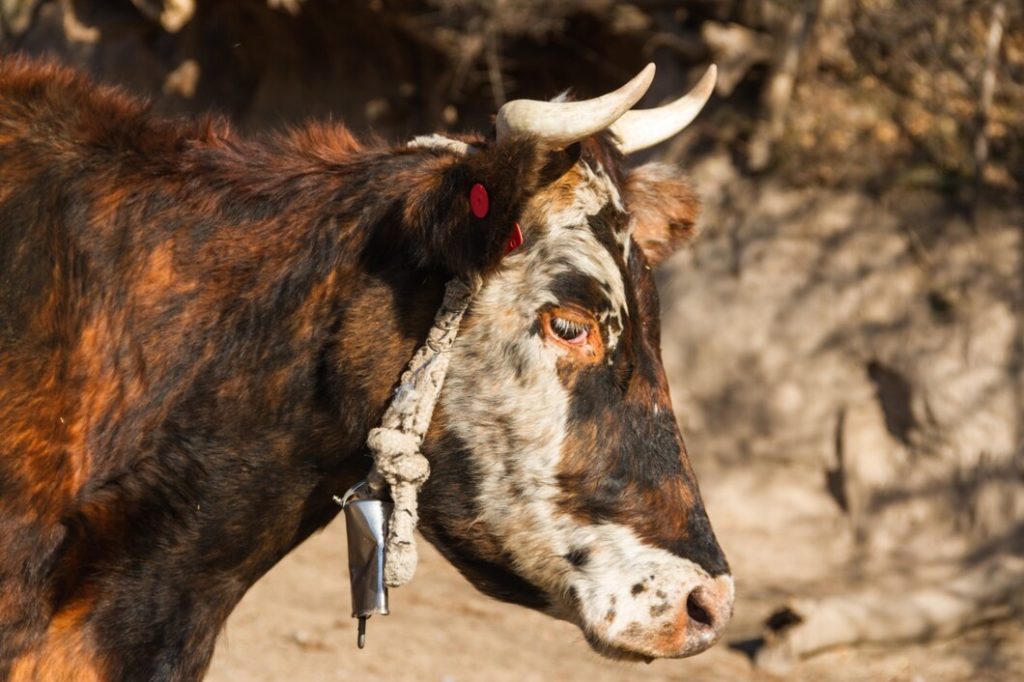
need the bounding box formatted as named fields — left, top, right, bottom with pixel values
left=0, top=56, right=732, bottom=680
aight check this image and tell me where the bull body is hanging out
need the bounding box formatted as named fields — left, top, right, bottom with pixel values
left=0, top=57, right=732, bottom=681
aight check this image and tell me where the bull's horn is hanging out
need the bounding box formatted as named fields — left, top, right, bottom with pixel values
left=608, top=65, right=717, bottom=154
left=495, top=63, right=656, bottom=149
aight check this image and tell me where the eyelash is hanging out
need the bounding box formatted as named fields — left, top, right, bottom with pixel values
left=549, top=316, right=589, bottom=343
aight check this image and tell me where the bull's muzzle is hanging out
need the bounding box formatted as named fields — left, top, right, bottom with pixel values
left=659, top=573, right=734, bottom=656
left=577, top=563, right=734, bottom=661
left=613, top=573, right=733, bottom=659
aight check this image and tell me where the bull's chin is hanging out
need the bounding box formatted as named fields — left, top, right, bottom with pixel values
left=545, top=605, right=660, bottom=663
left=582, top=627, right=726, bottom=662
left=582, top=632, right=656, bottom=663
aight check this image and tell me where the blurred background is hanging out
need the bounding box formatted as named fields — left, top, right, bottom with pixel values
left=3, top=1, right=1022, bottom=679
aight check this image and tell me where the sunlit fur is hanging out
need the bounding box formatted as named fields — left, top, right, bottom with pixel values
left=0, top=56, right=728, bottom=679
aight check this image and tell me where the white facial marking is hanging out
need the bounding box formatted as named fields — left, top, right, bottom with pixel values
left=441, top=157, right=730, bottom=657
left=530, top=160, right=630, bottom=350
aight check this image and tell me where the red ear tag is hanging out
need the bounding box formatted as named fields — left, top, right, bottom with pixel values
left=504, top=222, right=523, bottom=255
left=470, top=183, right=489, bottom=219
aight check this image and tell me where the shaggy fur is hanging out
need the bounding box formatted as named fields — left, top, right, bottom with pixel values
left=0, top=56, right=729, bottom=680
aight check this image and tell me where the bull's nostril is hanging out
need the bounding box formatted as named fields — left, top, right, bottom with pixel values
left=685, top=588, right=715, bottom=629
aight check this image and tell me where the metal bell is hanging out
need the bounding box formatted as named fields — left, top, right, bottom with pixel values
left=337, top=482, right=392, bottom=649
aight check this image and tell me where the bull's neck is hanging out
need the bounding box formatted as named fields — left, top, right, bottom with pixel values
left=192, top=225, right=450, bottom=466
left=73, top=167, right=453, bottom=545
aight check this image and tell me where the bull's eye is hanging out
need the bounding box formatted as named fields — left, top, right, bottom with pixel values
left=549, top=316, right=589, bottom=345
left=541, top=307, right=604, bottom=363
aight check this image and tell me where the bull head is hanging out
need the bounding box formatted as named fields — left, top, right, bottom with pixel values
left=417, top=64, right=733, bottom=661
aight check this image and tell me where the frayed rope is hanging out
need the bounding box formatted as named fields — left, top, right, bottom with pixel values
left=366, top=275, right=481, bottom=587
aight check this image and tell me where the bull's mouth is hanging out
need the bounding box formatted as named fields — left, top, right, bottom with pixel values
left=578, top=620, right=725, bottom=662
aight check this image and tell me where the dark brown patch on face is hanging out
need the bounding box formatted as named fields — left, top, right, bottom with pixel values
left=581, top=133, right=628, bottom=189
left=551, top=188, right=728, bottom=576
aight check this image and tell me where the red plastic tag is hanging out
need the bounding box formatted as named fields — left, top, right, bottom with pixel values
left=470, top=183, right=489, bottom=219
left=505, top=222, right=523, bottom=255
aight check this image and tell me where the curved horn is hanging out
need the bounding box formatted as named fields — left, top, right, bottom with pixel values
left=608, top=65, right=717, bottom=154
left=495, top=63, right=656, bottom=149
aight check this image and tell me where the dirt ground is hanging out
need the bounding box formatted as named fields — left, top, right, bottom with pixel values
left=207, top=464, right=1024, bottom=682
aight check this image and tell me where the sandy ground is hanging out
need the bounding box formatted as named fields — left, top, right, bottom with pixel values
left=207, top=463, right=1024, bottom=682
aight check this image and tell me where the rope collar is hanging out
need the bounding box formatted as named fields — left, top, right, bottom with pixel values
left=365, top=275, right=480, bottom=587
left=362, top=134, right=483, bottom=588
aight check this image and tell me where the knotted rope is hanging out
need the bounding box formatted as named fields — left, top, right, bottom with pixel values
left=365, top=275, right=481, bottom=587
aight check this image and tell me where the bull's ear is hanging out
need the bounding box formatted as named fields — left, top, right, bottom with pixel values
left=623, top=163, right=700, bottom=267
left=398, top=134, right=546, bottom=278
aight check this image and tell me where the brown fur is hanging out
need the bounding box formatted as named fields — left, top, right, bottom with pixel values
left=0, top=56, right=548, bottom=679
left=0, top=55, right=725, bottom=676
left=624, top=164, right=701, bottom=266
